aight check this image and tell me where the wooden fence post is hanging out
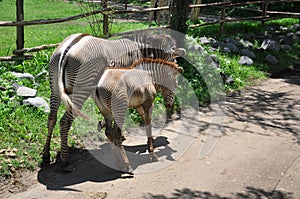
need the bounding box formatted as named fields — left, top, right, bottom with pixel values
left=262, top=0, right=268, bottom=25
left=124, top=0, right=128, bottom=10
left=220, top=5, right=226, bottom=36
left=16, top=0, right=24, bottom=58
left=102, top=0, right=109, bottom=37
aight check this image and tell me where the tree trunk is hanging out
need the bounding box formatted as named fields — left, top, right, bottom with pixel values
left=170, top=0, right=189, bottom=34
left=191, top=0, right=202, bottom=22
left=170, top=0, right=189, bottom=49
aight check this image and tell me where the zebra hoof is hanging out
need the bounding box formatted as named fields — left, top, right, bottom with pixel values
left=149, top=153, right=158, bottom=162
left=40, top=161, right=50, bottom=168
left=121, top=171, right=134, bottom=178
left=42, top=155, right=51, bottom=165
left=60, top=160, right=75, bottom=172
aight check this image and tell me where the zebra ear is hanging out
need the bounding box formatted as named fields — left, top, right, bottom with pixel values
left=174, top=67, right=184, bottom=75
left=109, top=60, right=115, bottom=67
left=149, top=53, right=154, bottom=58
left=172, top=48, right=186, bottom=58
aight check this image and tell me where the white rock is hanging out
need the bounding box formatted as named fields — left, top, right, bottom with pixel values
left=239, top=56, right=253, bottom=66
left=16, top=87, right=37, bottom=97
left=23, top=97, right=50, bottom=112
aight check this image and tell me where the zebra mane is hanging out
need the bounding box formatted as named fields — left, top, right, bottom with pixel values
left=108, top=58, right=183, bottom=74
left=123, top=31, right=176, bottom=49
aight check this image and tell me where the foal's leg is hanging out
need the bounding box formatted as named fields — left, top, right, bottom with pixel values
left=137, top=103, right=158, bottom=161
left=97, top=97, right=132, bottom=173
left=111, top=123, right=132, bottom=173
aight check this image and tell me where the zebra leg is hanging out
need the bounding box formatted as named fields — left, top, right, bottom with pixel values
left=111, top=124, right=132, bottom=173
left=111, top=98, right=133, bottom=172
left=59, top=111, right=74, bottom=168
left=162, top=88, right=175, bottom=120
left=59, top=89, right=90, bottom=169
left=137, top=103, right=158, bottom=161
left=96, top=100, right=132, bottom=172
left=42, top=95, right=60, bottom=164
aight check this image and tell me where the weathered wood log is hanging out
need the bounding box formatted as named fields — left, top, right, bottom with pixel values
left=0, top=54, right=33, bottom=61
left=0, top=9, right=106, bottom=26
left=13, top=43, right=59, bottom=54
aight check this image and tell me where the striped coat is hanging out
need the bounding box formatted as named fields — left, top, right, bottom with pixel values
left=93, top=58, right=183, bottom=172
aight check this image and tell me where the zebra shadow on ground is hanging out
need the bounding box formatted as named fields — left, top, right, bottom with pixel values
left=37, top=136, right=174, bottom=191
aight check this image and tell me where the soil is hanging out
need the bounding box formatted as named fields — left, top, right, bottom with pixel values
left=0, top=69, right=299, bottom=199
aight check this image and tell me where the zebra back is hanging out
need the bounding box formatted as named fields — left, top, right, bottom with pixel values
left=107, top=58, right=183, bottom=92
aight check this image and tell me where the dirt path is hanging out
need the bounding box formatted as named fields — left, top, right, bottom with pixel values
left=1, top=70, right=300, bottom=199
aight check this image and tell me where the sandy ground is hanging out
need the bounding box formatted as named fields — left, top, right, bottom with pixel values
left=1, top=70, right=299, bottom=199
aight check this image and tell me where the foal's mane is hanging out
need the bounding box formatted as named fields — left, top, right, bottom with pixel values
left=108, top=58, right=183, bottom=73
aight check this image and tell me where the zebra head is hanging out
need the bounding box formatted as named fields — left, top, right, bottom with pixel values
left=146, top=34, right=186, bottom=62
left=123, top=31, right=186, bottom=62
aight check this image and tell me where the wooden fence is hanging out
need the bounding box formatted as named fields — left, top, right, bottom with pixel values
left=1, top=0, right=300, bottom=61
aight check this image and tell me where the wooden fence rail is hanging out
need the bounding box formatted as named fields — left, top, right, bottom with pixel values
left=1, top=0, right=300, bottom=61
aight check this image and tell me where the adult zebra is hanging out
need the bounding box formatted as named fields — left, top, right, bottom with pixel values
left=42, top=32, right=185, bottom=169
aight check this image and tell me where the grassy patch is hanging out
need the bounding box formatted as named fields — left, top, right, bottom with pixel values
left=188, top=18, right=300, bottom=93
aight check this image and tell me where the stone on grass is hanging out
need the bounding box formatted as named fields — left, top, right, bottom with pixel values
left=240, top=49, right=255, bottom=59
left=12, top=83, right=20, bottom=91
left=239, top=56, right=253, bottom=66
left=286, top=32, right=300, bottom=43
left=225, top=75, right=234, bottom=84
left=199, top=37, right=210, bottom=45
left=223, top=47, right=231, bottom=54
left=224, top=38, right=239, bottom=45
left=281, top=44, right=292, bottom=52
left=23, top=97, right=50, bottom=113
left=211, top=41, right=224, bottom=49
left=224, top=43, right=239, bottom=52
left=11, top=72, right=34, bottom=81
left=260, top=39, right=280, bottom=52
left=239, top=39, right=253, bottom=48
left=35, top=70, right=48, bottom=79
left=264, top=55, right=278, bottom=64
left=290, top=24, right=300, bottom=31
left=16, top=86, right=37, bottom=97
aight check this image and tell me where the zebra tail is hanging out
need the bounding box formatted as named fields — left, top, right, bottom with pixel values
left=60, top=92, right=89, bottom=120
left=57, top=45, right=89, bottom=120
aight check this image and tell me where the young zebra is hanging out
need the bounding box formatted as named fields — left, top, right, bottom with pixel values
left=93, top=58, right=183, bottom=172
left=42, top=32, right=185, bottom=169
